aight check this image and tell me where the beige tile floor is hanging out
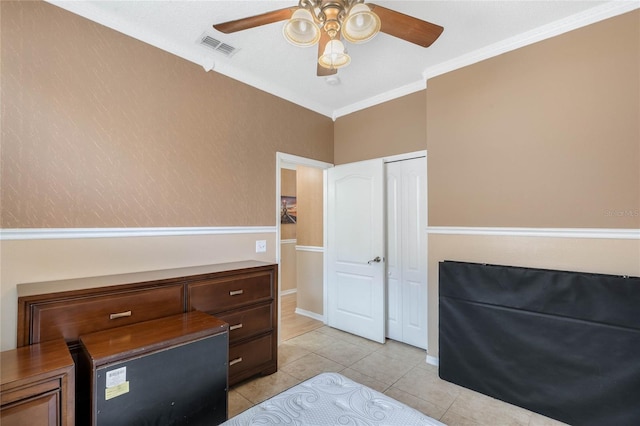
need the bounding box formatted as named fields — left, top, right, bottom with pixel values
left=228, top=324, right=569, bottom=425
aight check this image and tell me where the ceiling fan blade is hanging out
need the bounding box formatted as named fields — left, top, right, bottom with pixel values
left=214, top=7, right=297, bottom=33
left=317, top=30, right=338, bottom=77
left=368, top=4, right=443, bottom=48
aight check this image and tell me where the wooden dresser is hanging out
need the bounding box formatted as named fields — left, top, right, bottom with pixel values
left=1, top=338, right=75, bottom=426
left=17, top=261, right=278, bottom=420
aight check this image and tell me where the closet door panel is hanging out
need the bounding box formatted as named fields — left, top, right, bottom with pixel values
left=385, top=163, right=402, bottom=341
left=385, top=157, right=427, bottom=349
left=400, top=158, right=427, bottom=349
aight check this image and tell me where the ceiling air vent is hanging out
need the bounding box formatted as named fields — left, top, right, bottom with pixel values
left=199, top=35, right=239, bottom=58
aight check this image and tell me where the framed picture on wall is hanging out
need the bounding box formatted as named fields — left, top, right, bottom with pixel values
left=281, top=196, right=297, bottom=224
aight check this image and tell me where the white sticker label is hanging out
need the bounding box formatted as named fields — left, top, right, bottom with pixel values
left=106, top=366, right=127, bottom=388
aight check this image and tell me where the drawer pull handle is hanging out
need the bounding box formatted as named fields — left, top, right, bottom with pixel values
left=230, top=357, right=243, bottom=366
left=229, top=289, right=244, bottom=296
left=109, top=311, right=132, bottom=320
left=230, top=323, right=243, bottom=331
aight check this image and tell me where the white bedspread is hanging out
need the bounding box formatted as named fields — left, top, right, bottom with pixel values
left=223, top=372, right=445, bottom=425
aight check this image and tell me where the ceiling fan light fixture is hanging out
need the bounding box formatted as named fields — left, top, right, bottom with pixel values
left=318, top=39, right=351, bottom=69
left=283, top=8, right=320, bottom=47
left=342, top=4, right=380, bottom=44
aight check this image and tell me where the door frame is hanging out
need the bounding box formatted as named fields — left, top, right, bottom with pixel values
left=275, top=150, right=427, bottom=346
left=275, top=152, right=333, bottom=345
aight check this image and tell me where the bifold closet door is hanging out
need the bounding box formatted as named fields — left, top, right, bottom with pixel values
left=386, top=158, right=427, bottom=349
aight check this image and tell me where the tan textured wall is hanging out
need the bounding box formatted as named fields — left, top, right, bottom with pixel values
left=331, top=11, right=639, bottom=358
left=427, top=10, right=639, bottom=229
left=427, top=234, right=640, bottom=356
left=296, top=250, right=324, bottom=315
left=281, top=169, right=297, bottom=199
left=425, top=10, right=640, bottom=357
left=1, top=1, right=333, bottom=228
left=334, top=90, right=427, bottom=165
left=296, top=166, right=324, bottom=247
left=280, top=169, right=297, bottom=293
left=0, top=1, right=331, bottom=350
left=294, top=166, right=324, bottom=314
left=279, top=241, right=297, bottom=293
left=1, top=232, right=276, bottom=350
left=280, top=169, right=297, bottom=240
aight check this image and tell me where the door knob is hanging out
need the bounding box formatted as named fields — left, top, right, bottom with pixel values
left=368, top=256, right=382, bottom=264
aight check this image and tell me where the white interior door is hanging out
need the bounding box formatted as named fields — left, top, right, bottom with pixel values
left=386, top=157, right=428, bottom=349
left=327, top=159, right=385, bottom=343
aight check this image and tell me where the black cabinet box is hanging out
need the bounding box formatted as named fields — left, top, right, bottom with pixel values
left=80, top=311, right=229, bottom=425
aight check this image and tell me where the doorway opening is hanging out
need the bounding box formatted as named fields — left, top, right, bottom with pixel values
left=275, top=153, right=332, bottom=343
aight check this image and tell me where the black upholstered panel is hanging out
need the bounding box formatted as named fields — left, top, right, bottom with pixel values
left=439, top=261, right=640, bottom=426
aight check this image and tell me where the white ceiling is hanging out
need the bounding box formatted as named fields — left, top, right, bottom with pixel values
left=47, top=1, right=637, bottom=119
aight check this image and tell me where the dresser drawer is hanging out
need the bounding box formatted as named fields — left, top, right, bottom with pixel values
left=188, top=272, right=273, bottom=313
left=1, top=379, right=60, bottom=406
left=216, top=304, right=273, bottom=343
left=229, top=334, right=274, bottom=382
left=28, top=284, right=184, bottom=345
left=1, top=391, right=60, bottom=426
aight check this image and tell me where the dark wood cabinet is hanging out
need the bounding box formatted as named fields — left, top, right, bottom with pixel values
left=187, top=268, right=278, bottom=384
left=17, top=260, right=278, bottom=391
left=79, top=311, right=228, bottom=425
left=1, top=339, right=75, bottom=426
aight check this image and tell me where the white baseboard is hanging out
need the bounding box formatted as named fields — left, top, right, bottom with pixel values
left=280, top=289, right=297, bottom=296
left=295, top=245, right=324, bottom=252
left=294, top=307, right=325, bottom=323
left=426, top=355, right=440, bottom=367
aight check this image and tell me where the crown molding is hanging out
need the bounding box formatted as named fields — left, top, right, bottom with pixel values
left=45, top=1, right=335, bottom=119
left=332, top=79, right=426, bottom=120
left=0, top=226, right=277, bottom=240
left=213, top=62, right=336, bottom=118
left=47, top=1, right=214, bottom=74
left=423, top=1, right=639, bottom=81
left=46, top=1, right=638, bottom=120
left=340, top=1, right=639, bottom=118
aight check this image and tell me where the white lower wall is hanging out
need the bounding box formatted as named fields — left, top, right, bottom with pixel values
left=280, top=239, right=297, bottom=293
left=0, top=228, right=276, bottom=350
left=295, top=246, right=324, bottom=316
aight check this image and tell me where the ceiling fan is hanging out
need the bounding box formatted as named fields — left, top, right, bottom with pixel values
left=213, top=0, right=444, bottom=77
